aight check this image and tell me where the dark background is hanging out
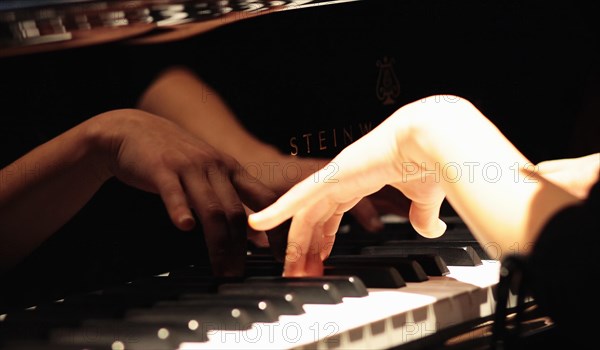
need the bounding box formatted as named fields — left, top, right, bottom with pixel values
left=1, top=0, right=599, bottom=312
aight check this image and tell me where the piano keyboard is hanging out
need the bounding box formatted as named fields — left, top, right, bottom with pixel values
left=0, top=217, right=517, bottom=350
left=179, top=261, right=501, bottom=350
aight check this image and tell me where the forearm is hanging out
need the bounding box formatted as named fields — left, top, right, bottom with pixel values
left=0, top=116, right=112, bottom=271
left=395, top=98, right=581, bottom=258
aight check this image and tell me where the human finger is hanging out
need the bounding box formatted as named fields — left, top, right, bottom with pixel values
left=319, top=211, right=345, bottom=261
left=248, top=167, right=333, bottom=231
left=348, top=198, right=384, bottom=232
left=230, top=163, right=280, bottom=212
left=206, top=163, right=248, bottom=272
left=408, top=200, right=446, bottom=238
left=283, top=199, right=341, bottom=276
left=182, top=169, right=235, bottom=276
left=231, top=166, right=289, bottom=261
left=367, top=185, right=411, bottom=217
left=319, top=198, right=362, bottom=262
left=244, top=205, right=270, bottom=248
left=155, top=170, right=195, bottom=231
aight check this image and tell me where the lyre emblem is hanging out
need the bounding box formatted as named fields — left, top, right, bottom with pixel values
left=376, top=56, right=400, bottom=105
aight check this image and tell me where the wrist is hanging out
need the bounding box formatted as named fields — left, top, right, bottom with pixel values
left=578, top=153, right=600, bottom=196
left=81, top=110, right=130, bottom=183
left=393, top=96, right=476, bottom=163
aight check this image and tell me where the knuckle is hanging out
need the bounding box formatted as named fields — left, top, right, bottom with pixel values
left=221, top=153, right=240, bottom=169
left=213, top=156, right=233, bottom=174
left=160, top=150, right=190, bottom=169
left=264, top=190, right=279, bottom=206
left=226, top=203, right=247, bottom=222
left=187, top=146, right=209, bottom=160
left=298, top=215, right=318, bottom=229
left=191, top=145, right=219, bottom=161
left=161, top=183, right=182, bottom=197
left=204, top=202, right=227, bottom=221
left=178, top=157, right=196, bottom=172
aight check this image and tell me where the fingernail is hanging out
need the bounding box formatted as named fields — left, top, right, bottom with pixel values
left=179, top=216, right=195, bottom=230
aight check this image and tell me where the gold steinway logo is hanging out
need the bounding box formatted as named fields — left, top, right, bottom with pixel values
left=289, top=121, right=374, bottom=156
left=376, top=56, right=400, bottom=105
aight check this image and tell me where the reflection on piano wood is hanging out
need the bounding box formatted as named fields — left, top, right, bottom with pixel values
left=0, top=0, right=360, bottom=57
left=0, top=216, right=527, bottom=350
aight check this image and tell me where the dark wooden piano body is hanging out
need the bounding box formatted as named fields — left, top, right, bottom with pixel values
left=1, top=0, right=598, bottom=348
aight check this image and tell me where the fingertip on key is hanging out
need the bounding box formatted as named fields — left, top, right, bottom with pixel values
left=415, top=218, right=447, bottom=239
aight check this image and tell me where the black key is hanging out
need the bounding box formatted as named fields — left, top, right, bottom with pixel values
left=405, top=254, right=450, bottom=276
left=3, top=304, right=122, bottom=330
left=126, top=306, right=254, bottom=331
left=213, top=289, right=306, bottom=315
left=324, top=266, right=406, bottom=288
left=120, top=277, right=222, bottom=293
left=330, top=229, right=389, bottom=255
left=430, top=229, right=480, bottom=241
left=245, top=246, right=273, bottom=255
left=179, top=293, right=305, bottom=316
left=135, top=275, right=243, bottom=286
left=375, top=217, right=493, bottom=258
left=362, top=243, right=482, bottom=266
left=154, top=297, right=280, bottom=323
left=325, top=255, right=429, bottom=282
left=338, top=253, right=449, bottom=276
left=0, top=339, right=101, bottom=350
left=244, top=275, right=369, bottom=297
left=412, top=238, right=491, bottom=260
left=244, top=265, right=285, bottom=277
left=100, top=285, right=203, bottom=301
left=245, top=258, right=285, bottom=274
left=218, top=281, right=344, bottom=304
left=63, top=293, right=159, bottom=310
left=0, top=313, right=73, bottom=341
left=70, top=275, right=219, bottom=305
left=1, top=302, right=144, bottom=342
left=166, top=265, right=214, bottom=278
left=50, top=319, right=207, bottom=349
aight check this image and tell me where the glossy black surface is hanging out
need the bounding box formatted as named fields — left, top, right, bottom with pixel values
left=0, top=0, right=322, bottom=56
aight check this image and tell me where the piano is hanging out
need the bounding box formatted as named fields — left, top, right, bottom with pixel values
left=1, top=0, right=596, bottom=349
left=0, top=213, right=531, bottom=350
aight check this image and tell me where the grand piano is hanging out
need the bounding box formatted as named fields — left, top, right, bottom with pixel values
left=0, top=0, right=598, bottom=349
